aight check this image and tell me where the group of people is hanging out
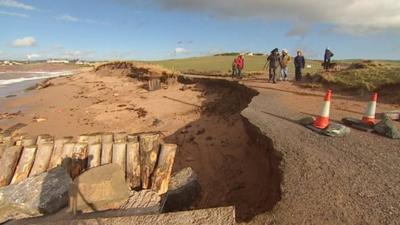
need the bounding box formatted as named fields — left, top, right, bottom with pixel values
left=231, top=48, right=334, bottom=82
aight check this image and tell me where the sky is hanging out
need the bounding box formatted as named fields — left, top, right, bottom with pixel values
left=0, top=0, right=399, bottom=61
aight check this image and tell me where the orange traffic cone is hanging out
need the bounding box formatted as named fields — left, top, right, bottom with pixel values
left=313, top=90, right=332, bottom=129
left=361, top=92, right=378, bottom=126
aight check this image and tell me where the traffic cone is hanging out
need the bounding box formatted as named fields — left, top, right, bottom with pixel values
left=361, top=92, right=378, bottom=126
left=313, top=90, right=332, bottom=129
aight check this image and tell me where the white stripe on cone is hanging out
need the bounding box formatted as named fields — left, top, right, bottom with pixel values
left=320, top=101, right=331, bottom=117
left=364, top=101, right=376, bottom=119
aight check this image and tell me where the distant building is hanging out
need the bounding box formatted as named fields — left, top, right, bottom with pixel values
left=47, top=59, right=70, bottom=64
left=76, top=60, right=91, bottom=65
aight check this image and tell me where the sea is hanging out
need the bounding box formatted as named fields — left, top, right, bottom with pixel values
left=0, top=71, right=75, bottom=98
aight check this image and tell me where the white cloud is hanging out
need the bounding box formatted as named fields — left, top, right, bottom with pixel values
left=0, top=10, right=28, bottom=18
left=56, top=14, right=110, bottom=25
left=137, top=0, right=400, bottom=35
left=0, top=0, right=35, bottom=10
left=11, top=36, right=36, bottom=47
left=174, top=47, right=187, bottom=54
left=57, top=14, right=79, bottom=22
left=26, top=53, right=40, bottom=59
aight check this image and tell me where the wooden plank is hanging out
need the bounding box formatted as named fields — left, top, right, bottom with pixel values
left=0, top=145, right=23, bottom=187
left=126, top=141, right=141, bottom=189
left=139, top=133, right=160, bottom=189
left=11, top=145, right=37, bottom=184
left=29, top=143, right=53, bottom=177
left=151, top=144, right=177, bottom=194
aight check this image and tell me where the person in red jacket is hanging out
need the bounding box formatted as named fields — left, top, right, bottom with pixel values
left=233, top=54, right=244, bottom=78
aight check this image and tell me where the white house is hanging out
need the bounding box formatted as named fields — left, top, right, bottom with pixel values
left=47, top=59, right=70, bottom=64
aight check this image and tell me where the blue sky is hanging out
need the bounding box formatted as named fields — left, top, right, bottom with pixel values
left=0, top=0, right=399, bottom=60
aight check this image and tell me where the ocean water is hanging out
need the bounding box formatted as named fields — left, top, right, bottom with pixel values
left=0, top=71, right=75, bottom=97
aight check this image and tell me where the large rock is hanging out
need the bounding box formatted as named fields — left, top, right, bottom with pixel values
left=71, top=164, right=130, bottom=212
left=374, top=115, right=400, bottom=139
left=163, top=167, right=201, bottom=212
left=120, top=190, right=161, bottom=214
left=0, top=167, right=72, bottom=223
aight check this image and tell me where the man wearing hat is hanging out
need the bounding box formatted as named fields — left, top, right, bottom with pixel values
left=280, top=49, right=291, bottom=81
left=267, top=48, right=280, bottom=83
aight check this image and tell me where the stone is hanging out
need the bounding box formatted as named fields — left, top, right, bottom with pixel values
left=121, top=190, right=160, bottom=212
left=374, top=115, right=400, bottom=139
left=0, top=167, right=72, bottom=223
left=70, top=164, right=130, bottom=213
left=163, top=167, right=201, bottom=212
left=298, top=116, right=314, bottom=126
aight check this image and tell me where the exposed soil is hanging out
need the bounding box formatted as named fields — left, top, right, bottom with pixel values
left=0, top=70, right=281, bottom=223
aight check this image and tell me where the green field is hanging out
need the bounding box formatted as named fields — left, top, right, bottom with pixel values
left=151, top=55, right=323, bottom=76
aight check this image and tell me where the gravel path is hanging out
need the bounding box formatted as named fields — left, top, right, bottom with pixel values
left=241, top=79, right=400, bottom=225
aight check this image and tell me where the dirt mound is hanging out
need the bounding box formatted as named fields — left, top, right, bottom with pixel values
left=347, top=60, right=384, bottom=69
left=94, top=61, right=177, bottom=80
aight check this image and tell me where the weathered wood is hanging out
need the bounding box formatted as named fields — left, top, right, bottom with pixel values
left=139, top=133, right=160, bottom=189
left=2, top=135, right=13, bottom=146
left=151, top=144, right=177, bottom=194
left=11, top=145, right=37, bottom=184
left=126, top=141, right=141, bottom=189
left=70, top=143, right=88, bottom=178
left=48, top=137, right=73, bottom=170
left=37, top=134, right=53, bottom=145
left=112, top=142, right=127, bottom=171
left=114, top=132, right=127, bottom=143
left=78, top=134, right=90, bottom=143
left=21, top=136, right=37, bottom=147
left=88, top=133, right=102, bottom=145
left=61, top=142, right=76, bottom=174
left=101, top=133, right=114, bottom=143
left=101, top=142, right=113, bottom=165
left=127, top=134, right=139, bottom=143
left=87, top=143, right=102, bottom=168
left=29, top=143, right=53, bottom=177
left=0, top=145, right=23, bottom=187
left=13, top=133, right=28, bottom=146
left=148, top=79, right=161, bottom=91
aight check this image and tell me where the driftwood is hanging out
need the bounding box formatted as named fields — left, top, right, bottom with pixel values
left=70, top=143, right=88, bottom=178
left=11, top=145, right=37, bottom=184
left=126, top=141, right=141, bottom=189
left=29, top=143, right=53, bottom=177
left=21, top=136, right=37, bottom=147
left=1, top=135, right=13, bottom=146
left=48, top=137, right=73, bottom=170
left=112, top=142, right=127, bottom=171
left=114, top=132, right=127, bottom=143
left=101, top=142, right=113, bottom=165
left=87, top=143, right=102, bottom=168
left=139, top=133, right=160, bottom=189
left=151, top=144, right=177, bottom=194
left=0, top=145, right=23, bottom=187
left=88, top=133, right=102, bottom=145
left=101, top=133, right=114, bottom=143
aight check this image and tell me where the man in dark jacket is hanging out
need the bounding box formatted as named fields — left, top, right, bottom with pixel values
left=324, top=48, right=334, bottom=71
left=294, top=50, right=305, bottom=81
left=267, top=48, right=280, bottom=83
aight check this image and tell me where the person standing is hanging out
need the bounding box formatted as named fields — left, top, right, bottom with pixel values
left=236, top=54, right=244, bottom=78
left=324, top=48, right=334, bottom=71
left=267, top=48, right=279, bottom=83
left=294, top=50, right=305, bottom=81
left=279, top=49, right=291, bottom=81
left=232, top=54, right=244, bottom=78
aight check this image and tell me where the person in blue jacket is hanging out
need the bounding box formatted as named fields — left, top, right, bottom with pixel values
left=324, top=48, right=334, bottom=71
left=294, top=50, right=305, bottom=81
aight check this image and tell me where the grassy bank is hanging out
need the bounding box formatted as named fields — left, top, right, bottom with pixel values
left=151, top=55, right=323, bottom=76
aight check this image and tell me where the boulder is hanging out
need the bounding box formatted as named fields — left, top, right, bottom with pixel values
left=71, top=164, right=130, bottom=213
left=120, top=190, right=161, bottom=213
left=374, top=115, right=400, bottom=139
left=0, top=167, right=72, bottom=223
left=163, top=167, right=201, bottom=212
